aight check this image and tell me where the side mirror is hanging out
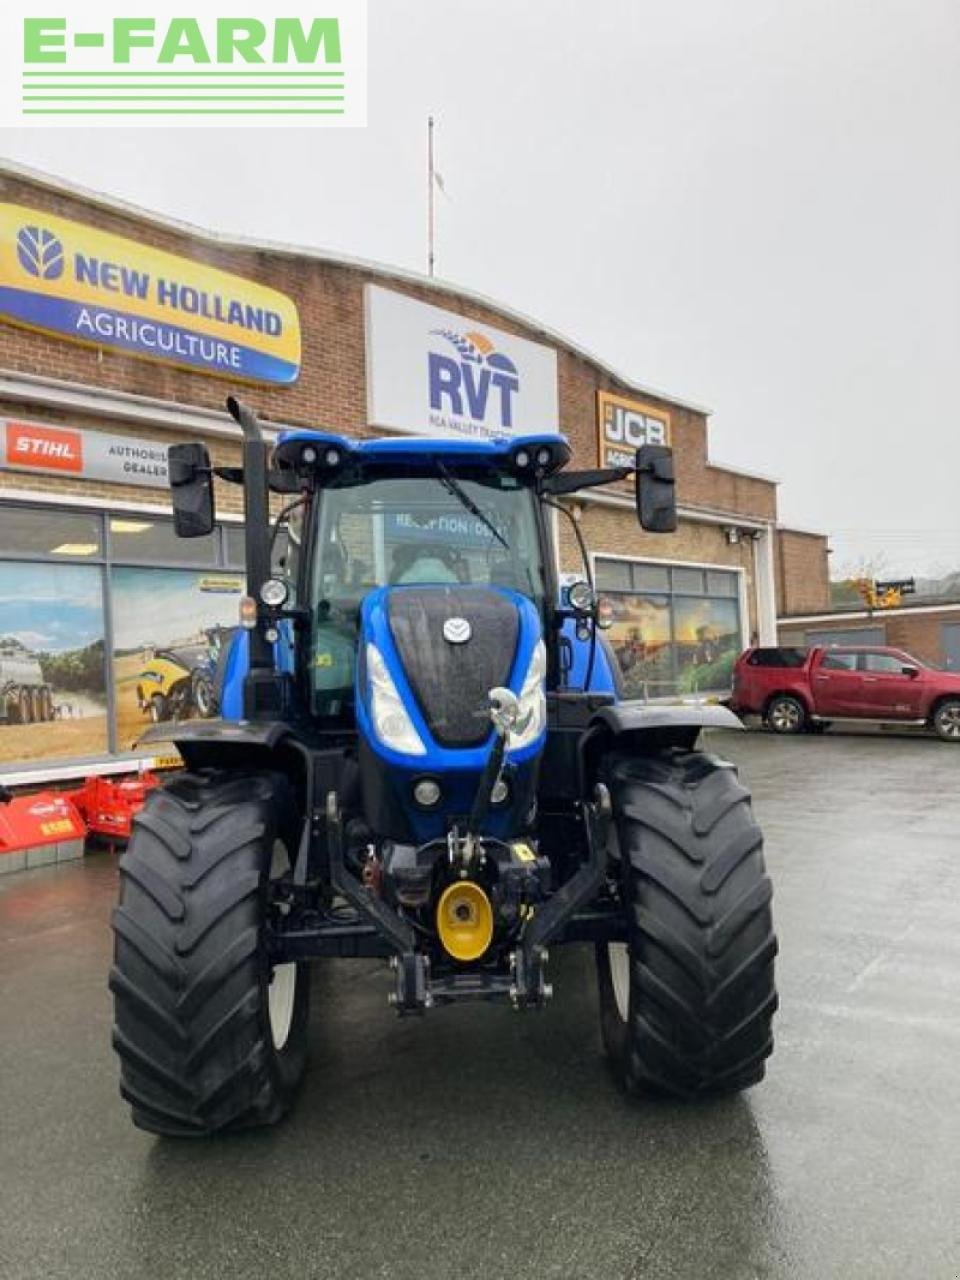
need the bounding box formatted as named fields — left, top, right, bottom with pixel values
left=168, top=442, right=215, bottom=538
left=636, top=444, right=677, bottom=533
left=902, top=664, right=919, bottom=678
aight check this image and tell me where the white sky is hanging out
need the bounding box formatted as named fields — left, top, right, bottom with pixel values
left=2, top=0, right=959, bottom=578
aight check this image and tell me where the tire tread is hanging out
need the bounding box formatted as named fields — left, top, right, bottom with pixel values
left=601, top=748, right=778, bottom=1098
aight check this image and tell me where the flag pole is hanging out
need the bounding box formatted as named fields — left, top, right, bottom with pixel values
left=427, top=114, right=435, bottom=278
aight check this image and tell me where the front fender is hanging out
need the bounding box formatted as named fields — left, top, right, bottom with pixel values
left=581, top=700, right=743, bottom=783
left=138, top=718, right=291, bottom=752
left=136, top=717, right=305, bottom=780
left=590, top=701, right=744, bottom=736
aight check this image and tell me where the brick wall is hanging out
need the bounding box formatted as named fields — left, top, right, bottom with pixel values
left=775, top=528, right=830, bottom=615
left=0, top=166, right=778, bottom=525
left=779, top=608, right=960, bottom=667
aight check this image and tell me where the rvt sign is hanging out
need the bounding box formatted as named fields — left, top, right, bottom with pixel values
left=427, top=329, right=520, bottom=428
left=365, top=285, right=558, bottom=440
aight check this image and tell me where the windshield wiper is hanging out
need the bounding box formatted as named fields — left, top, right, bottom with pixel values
left=436, top=462, right=509, bottom=550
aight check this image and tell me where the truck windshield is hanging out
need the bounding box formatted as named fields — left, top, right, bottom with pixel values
left=307, top=471, right=544, bottom=715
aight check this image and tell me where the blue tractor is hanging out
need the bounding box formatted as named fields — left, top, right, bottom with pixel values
left=110, top=398, right=777, bottom=1135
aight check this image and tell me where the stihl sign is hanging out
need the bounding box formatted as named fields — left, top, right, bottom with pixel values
left=6, top=421, right=83, bottom=472
left=0, top=418, right=170, bottom=488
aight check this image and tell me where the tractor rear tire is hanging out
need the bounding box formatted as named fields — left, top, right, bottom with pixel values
left=110, top=769, right=310, bottom=1136
left=597, top=749, right=777, bottom=1098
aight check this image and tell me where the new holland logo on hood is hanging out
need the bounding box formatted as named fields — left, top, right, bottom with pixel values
left=0, top=203, right=301, bottom=385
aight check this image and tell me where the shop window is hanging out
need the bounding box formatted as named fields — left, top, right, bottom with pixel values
left=109, top=516, right=218, bottom=566
left=606, top=592, right=673, bottom=699
left=706, top=570, right=738, bottom=597
left=0, top=506, right=102, bottom=559
left=595, top=559, right=632, bottom=591
left=594, top=557, right=743, bottom=697
left=0, top=561, right=108, bottom=766
left=110, top=567, right=244, bottom=752
left=673, top=596, right=740, bottom=694
left=671, top=567, right=706, bottom=595
left=634, top=564, right=670, bottom=592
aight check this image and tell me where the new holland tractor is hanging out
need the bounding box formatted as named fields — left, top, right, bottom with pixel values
left=110, top=398, right=777, bottom=1136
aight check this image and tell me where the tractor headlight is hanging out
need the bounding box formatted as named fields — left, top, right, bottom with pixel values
left=413, top=778, right=442, bottom=807
left=509, top=641, right=546, bottom=753
left=366, top=644, right=426, bottom=757
left=259, top=578, right=289, bottom=608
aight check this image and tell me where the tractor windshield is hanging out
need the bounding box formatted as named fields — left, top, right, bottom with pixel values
left=307, top=471, right=545, bottom=715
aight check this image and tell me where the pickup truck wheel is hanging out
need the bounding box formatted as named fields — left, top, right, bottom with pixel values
left=932, top=699, right=960, bottom=742
left=596, top=749, right=778, bottom=1098
left=110, top=769, right=310, bottom=1136
left=766, top=695, right=806, bottom=734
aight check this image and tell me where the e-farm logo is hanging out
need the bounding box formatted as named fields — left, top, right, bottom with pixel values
left=0, top=1, right=366, bottom=127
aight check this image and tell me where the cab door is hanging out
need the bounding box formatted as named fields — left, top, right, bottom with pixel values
left=858, top=650, right=924, bottom=719
left=810, top=649, right=862, bottom=715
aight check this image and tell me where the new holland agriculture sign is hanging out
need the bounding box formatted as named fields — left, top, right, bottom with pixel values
left=0, top=2, right=366, bottom=128
left=0, top=204, right=302, bottom=384
left=365, top=286, right=559, bottom=440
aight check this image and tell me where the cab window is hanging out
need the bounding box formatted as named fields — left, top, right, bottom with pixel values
left=862, top=652, right=910, bottom=674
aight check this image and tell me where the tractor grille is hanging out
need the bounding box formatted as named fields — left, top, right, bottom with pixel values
left=387, top=587, right=519, bottom=747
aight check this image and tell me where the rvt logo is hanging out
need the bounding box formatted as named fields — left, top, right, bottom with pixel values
left=17, top=225, right=64, bottom=281
left=428, top=329, right=520, bottom=428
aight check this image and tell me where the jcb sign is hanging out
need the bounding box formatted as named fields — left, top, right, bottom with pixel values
left=2, top=2, right=366, bottom=128
left=597, top=391, right=671, bottom=470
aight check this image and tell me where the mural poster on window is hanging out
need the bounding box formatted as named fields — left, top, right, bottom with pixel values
left=111, top=568, right=243, bottom=752
left=674, top=597, right=740, bottom=695
left=0, top=562, right=107, bottom=766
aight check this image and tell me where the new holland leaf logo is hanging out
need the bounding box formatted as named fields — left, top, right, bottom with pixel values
left=17, top=226, right=65, bottom=280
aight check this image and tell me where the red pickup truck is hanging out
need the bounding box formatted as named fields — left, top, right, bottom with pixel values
left=729, top=645, right=960, bottom=741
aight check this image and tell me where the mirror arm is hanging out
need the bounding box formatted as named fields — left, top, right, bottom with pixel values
left=543, top=466, right=632, bottom=496
left=213, top=465, right=244, bottom=485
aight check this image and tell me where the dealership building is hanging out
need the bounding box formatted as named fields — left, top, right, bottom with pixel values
left=0, top=160, right=830, bottom=788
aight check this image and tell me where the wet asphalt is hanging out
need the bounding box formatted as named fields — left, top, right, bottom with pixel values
left=1, top=728, right=959, bottom=1280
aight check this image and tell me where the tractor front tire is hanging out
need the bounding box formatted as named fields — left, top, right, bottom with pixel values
left=597, top=749, right=777, bottom=1098
left=110, top=769, right=310, bottom=1136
